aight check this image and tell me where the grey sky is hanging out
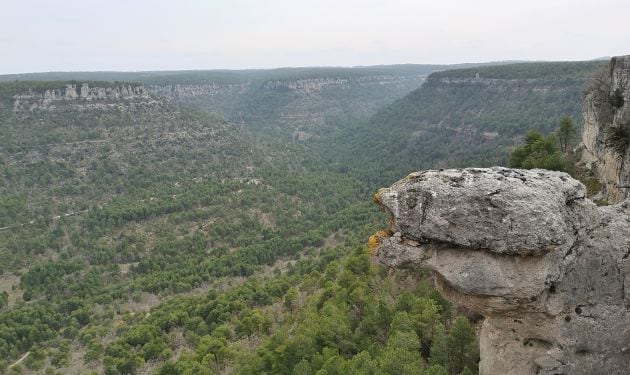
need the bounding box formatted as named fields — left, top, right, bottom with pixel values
left=2, top=0, right=629, bottom=74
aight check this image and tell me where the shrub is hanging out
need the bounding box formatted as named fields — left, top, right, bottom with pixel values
left=610, top=88, right=625, bottom=109
left=605, top=125, right=630, bottom=155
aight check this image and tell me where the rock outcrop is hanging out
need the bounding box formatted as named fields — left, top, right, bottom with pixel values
left=148, top=74, right=425, bottom=98
left=371, top=167, right=630, bottom=375
left=148, top=83, right=248, bottom=99
left=13, top=83, right=155, bottom=112
left=579, top=55, right=630, bottom=204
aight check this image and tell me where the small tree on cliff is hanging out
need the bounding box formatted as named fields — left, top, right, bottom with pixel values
left=557, top=116, right=576, bottom=153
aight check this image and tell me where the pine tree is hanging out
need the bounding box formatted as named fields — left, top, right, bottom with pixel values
left=557, top=116, right=576, bottom=153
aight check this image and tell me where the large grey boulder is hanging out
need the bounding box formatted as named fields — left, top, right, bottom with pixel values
left=372, top=167, right=630, bottom=375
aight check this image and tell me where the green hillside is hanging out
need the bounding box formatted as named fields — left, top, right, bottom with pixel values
left=1, top=79, right=473, bottom=374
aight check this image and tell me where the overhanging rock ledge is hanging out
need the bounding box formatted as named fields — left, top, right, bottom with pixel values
left=371, top=167, right=630, bottom=375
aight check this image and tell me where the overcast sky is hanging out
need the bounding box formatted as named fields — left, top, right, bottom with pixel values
left=2, top=0, right=629, bottom=74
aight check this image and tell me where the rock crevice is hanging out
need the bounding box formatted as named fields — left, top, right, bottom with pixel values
left=372, top=167, right=630, bottom=375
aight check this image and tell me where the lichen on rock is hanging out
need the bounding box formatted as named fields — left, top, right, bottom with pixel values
left=372, top=167, right=630, bottom=375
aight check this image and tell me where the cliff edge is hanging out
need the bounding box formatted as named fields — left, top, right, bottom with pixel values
left=579, top=55, right=630, bottom=203
left=11, top=82, right=155, bottom=112
left=371, top=167, right=630, bottom=375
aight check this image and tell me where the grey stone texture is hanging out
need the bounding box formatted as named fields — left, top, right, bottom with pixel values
left=373, top=167, right=630, bottom=375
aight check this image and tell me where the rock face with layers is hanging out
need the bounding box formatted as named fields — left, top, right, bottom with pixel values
left=12, top=83, right=155, bottom=112
left=579, top=55, right=630, bottom=204
left=371, top=167, right=630, bottom=375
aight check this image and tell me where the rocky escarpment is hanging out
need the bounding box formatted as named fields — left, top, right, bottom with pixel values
left=579, top=55, right=630, bottom=203
left=430, top=75, right=560, bottom=91
left=12, top=83, right=156, bottom=112
left=261, top=75, right=425, bottom=94
left=149, top=75, right=426, bottom=99
left=371, top=168, right=630, bottom=375
left=148, top=82, right=248, bottom=99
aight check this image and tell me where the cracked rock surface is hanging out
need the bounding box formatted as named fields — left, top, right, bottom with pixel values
left=372, top=167, right=630, bottom=375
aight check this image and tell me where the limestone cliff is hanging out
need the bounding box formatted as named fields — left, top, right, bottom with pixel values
left=148, top=82, right=248, bottom=99
left=148, top=75, right=425, bottom=99
left=261, top=75, right=424, bottom=94
left=12, top=83, right=156, bottom=112
left=579, top=55, right=630, bottom=203
left=371, top=168, right=630, bottom=375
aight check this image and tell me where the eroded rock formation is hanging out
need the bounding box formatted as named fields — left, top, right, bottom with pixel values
left=13, top=83, right=155, bottom=112
left=579, top=55, right=630, bottom=204
left=148, top=83, right=249, bottom=99
left=371, top=167, right=630, bottom=375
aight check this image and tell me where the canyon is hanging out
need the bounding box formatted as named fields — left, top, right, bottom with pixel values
left=372, top=55, right=630, bottom=375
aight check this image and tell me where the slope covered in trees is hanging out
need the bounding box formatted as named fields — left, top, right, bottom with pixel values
left=320, top=61, right=605, bottom=185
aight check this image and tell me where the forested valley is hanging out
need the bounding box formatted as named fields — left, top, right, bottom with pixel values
left=0, top=61, right=604, bottom=374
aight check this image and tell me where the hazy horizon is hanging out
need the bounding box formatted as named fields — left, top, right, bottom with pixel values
left=2, top=0, right=629, bottom=75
